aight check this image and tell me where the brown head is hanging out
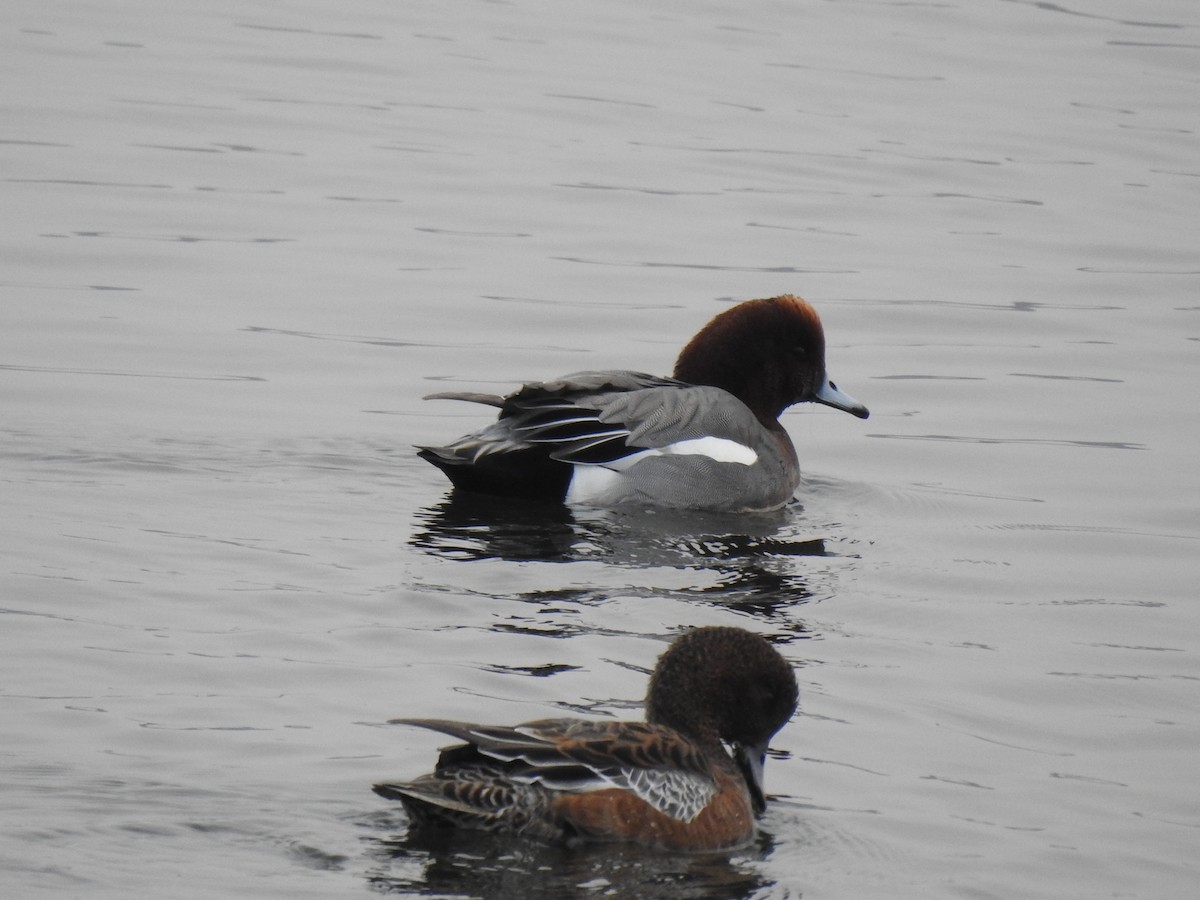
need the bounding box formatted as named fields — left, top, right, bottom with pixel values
left=644, top=626, right=799, bottom=814
left=673, top=295, right=869, bottom=423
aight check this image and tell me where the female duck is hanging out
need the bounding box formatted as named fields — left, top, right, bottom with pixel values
left=374, top=626, right=799, bottom=851
left=419, top=294, right=868, bottom=511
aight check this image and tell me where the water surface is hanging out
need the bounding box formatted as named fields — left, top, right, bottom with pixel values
left=3, top=1, right=1198, bottom=898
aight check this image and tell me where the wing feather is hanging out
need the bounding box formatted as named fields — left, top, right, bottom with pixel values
left=392, top=717, right=719, bottom=823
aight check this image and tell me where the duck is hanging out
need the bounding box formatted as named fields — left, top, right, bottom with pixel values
left=373, top=625, right=799, bottom=851
left=417, top=294, right=868, bottom=511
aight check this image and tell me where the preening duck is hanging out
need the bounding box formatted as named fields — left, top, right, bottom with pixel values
left=374, top=626, right=799, bottom=851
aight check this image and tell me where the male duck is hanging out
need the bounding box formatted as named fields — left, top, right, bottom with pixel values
left=419, top=294, right=868, bottom=511
left=374, top=626, right=799, bottom=851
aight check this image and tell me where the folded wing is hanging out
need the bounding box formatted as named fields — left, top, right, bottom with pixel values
left=387, top=716, right=718, bottom=823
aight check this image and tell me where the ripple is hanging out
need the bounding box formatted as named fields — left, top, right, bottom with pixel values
left=554, top=256, right=855, bottom=274
left=1009, top=372, right=1123, bottom=383
left=867, top=433, right=1145, bottom=451
left=0, top=363, right=263, bottom=382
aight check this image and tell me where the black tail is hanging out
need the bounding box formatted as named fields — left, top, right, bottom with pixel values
left=418, top=446, right=572, bottom=502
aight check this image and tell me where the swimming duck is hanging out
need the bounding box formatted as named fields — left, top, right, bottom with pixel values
left=374, top=626, right=799, bottom=851
left=418, top=295, right=868, bottom=511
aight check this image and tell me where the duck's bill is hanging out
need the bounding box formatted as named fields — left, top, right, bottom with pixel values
left=733, top=740, right=769, bottom=816
left=816, top=377, right=869, bottom=419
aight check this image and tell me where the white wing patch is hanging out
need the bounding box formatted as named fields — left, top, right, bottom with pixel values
left=564, top=437, right=757, bottom=504
left=661, top=437, right=758, bottom=465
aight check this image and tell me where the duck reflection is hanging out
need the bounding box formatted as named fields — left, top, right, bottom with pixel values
left=410, top=491, right=847, bottom=617
left=364, top=815, right=781, bottom=899
left=410, top=491, right=581, bottom=563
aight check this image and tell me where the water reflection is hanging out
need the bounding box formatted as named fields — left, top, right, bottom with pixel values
left=363, top=814, right=784, bottom=899
left=411, top=492, right=580, bottom=562
left=410, top=492, right=847, bottom=618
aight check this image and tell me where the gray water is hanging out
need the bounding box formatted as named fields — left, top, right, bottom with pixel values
left=3, top=1, right=1198, bottom=898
